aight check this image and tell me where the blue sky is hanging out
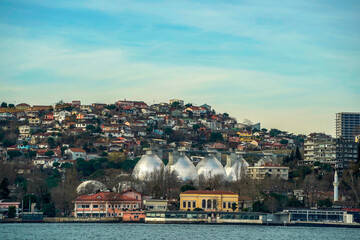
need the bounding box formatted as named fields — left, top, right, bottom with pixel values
left=0, top=0, right=359, bottom=134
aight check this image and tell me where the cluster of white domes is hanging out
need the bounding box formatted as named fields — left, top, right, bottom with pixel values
left=168, top=151, right=198, bottom=181
left=132, top=149, right=165, bottom=180
left=224, top=153, right=249, bottom=181
left=132, top=149, right=248, bottom=182
left=76, top=180, right=107, bottom=195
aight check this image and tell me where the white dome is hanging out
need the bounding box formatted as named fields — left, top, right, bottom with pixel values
left=76, top=180, right=106, bottom=195
left=224, top=153, right=249, bottom=181
left=132, top=150, right=164, bottom=180
left=196, top=154, right=225, bottom=178
left=168, top=152, right=198, bottom=181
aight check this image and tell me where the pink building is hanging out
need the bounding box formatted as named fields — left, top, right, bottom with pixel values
left=74, top=192, right=141, bottom=218
left=0, top=201, right=20, bottom=217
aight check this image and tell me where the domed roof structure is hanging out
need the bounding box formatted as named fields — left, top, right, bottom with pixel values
left=76, top=180, right=107, bottom=195
left=224, top=153, right=249, bottom=181
left=132, top=149, right=164, bottom=180
left=196, top=154, right=225, bottom=178
left=168, top=151, right=198, bottom=181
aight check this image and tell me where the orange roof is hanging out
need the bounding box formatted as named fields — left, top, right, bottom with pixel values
left=182, top=190, right=237, bottom=195
left=69, top=148, right=86, bottom=153
left=76, top=192, right=140, bottom=202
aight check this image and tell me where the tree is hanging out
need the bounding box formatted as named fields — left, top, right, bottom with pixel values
left=295, top=146, right=302, bottom=160
left=280, top=139, right=288, bottom=145
left=47, top=137, right=56, bottom=149
left=0, top=177, right=11, bottom=199
left=180, top=184, right=196, bottom=192
left=252, top=201, right=267, bottom=212
left=8, top=103, right=14, bottom=108
left=86, top=125, right=96, bottom=131
left=317, top=198, right=333, bottom=208
left=7, top=150, right=22, bottom=159
left=60, top=162, right=72, bottom=169
left=164, top=128, right=173, bottom=135
left=1, top=102, right=7, bottom=108
left=28, top=150, right=37, bottom=159
left=45, top=150, right=54, bottom=157
left=231, top=202, right=238, bottom=212
left=192, top=124, right=200, bottom=130
left=23, top=194, right=38, bottom=211
left=53, top=162, right=60, bottom=168
left=261, top=128, right=268, bottom=133
left=210, top=132, right=223, bottom=142
left=43, top=202, right=56, bottom=217
left=8, top=206, right=16, bottom=218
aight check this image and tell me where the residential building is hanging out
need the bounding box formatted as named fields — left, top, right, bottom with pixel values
left=304, top=133, right=337, bottom=165
left=304, top=133, right=358, bottom=168
left=247, top=159, right=289, bottom=180
left=65, top=148, right=86, bottom=160
left=169, top=99, right=184, bottom=107
left=179, top=190, right=239, bottom=211
left=74, top=192, right=141, bottom=218
left=336, top=112, right=360, bottom=141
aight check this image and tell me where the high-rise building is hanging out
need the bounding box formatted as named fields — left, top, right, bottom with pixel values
left=336, top=112, right=360, bottom=141
left=304, top=133, right=358, bottom=169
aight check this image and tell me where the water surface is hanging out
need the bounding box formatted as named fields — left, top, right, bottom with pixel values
left=1, top=223, right=359, bottom=240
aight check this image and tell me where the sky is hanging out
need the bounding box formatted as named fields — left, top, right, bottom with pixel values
left=0, top=0, right=359, bottom=135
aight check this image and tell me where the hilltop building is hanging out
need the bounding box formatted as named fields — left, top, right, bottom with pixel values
left=336, top=112, right=360, bottom=141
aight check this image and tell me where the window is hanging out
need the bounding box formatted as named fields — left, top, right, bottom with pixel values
left=93, top=205, right=98, bottom=208
left=188, top=201, right=191, bottom=208
left=202, top=199, right=206, bottom=209
left=228, top=202, right=231, bottom=208
left=183, top=201, right=186, bottom=208
left=77, top=205, right=82, bottom=209
left=193, top=202, right=196, bottom=208
left=223, top=202, right=226, bottom=209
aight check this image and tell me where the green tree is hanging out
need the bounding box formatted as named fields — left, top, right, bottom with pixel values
left=261, top=128, right=268, bottom=133
left=45, top=150, right=54, bottom=157
left=53, top=162, right=60, bottom=167
left=164, top=128, right=173, bottom=135
left=8, top=206, right=16, bottom=218
left=252, top=201, right=268, bottom=212
left=28, top=150, right=37, bottom=159
left=47, top=137, right=56, bottom=149
left=0, top=177, right=11, bottom=199
left=60, top=162, right=72, bottom=169
left=231, top=202, right=238, bottom=212
left=192, top=124, right=200, bottom=130
left=295, top=146, right=302, bottom=160
left=287, top=197, right=305, bottom=208
left=210, top=132, right=223, bottom=142
left=86, top=125, right=96, bottom=131
left=8, top=103, right=15, bottom=108
left=43, top=202, right=56, bottom=217
left=280, top=139, right=288, bottom=145
left=1, top=102, right=7, bottom=108
left=7, top=150, right=22, bottom=159
left=180, top=184, right=196, bottom=192
left=317, top=198, right=333, bottom=208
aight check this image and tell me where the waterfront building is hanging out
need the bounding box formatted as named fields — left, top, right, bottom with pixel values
left=74, top=192, right=141, bottom=218
left=0, top=201, right=20, bottom=217
left=179, top=190, right=238, bottom=211
left=143, top=199, right=168, bottom=211
left=336, top=112, right=360, bottom=141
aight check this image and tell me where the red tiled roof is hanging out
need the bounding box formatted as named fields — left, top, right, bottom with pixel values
left=69, top=148, right=86, bottom=153
left=182, top=190, right=237, bottom=195
left=76, top=192, right=139, bottom=202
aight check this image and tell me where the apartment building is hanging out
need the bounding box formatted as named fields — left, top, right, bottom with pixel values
left=336, top=112, right=360, bottom=141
